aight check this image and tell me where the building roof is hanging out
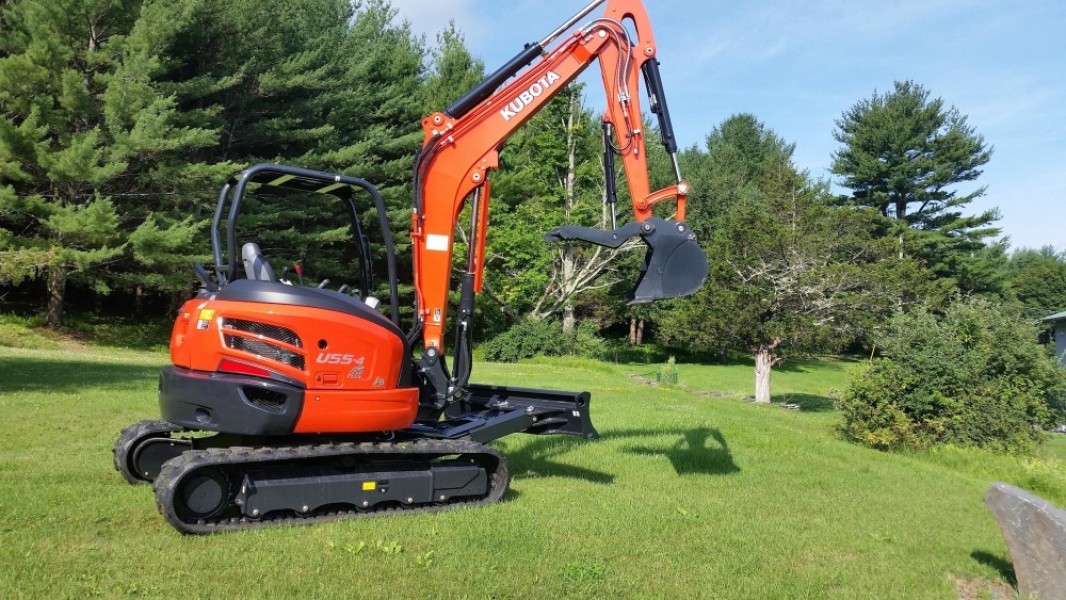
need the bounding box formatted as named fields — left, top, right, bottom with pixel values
left=1042, top=310, right=1066, bottom=323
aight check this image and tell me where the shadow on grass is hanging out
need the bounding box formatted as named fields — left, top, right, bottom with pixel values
left=970, top=550, right=1017, bottom=586
left=621, top=427, right=740, bottom=475
left=506, top=436, right=616, bottom=485
left=505, top=427, right=739, bottom=484
left=772, top=393, right=837, bottom=412
left=0, top=356, right=161, bottom=393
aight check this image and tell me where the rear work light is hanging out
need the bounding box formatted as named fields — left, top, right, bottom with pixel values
left=218, top=358, right=274, bottom=379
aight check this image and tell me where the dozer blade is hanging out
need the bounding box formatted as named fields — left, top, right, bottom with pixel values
left=545, top=217, right=707, bottom=303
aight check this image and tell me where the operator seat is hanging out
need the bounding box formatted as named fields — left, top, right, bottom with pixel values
left=242, top=242, right=277, bottom=282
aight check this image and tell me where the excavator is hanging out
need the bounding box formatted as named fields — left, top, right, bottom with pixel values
left=113, top=0, right=708, bottom=533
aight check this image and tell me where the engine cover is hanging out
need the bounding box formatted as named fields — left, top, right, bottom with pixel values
left=166, top=281, right=419, bottom=435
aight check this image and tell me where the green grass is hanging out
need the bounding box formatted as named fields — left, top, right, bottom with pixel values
left=1, top=346, right=1060, bottom=599
left=0, top=312, right=171, bottom=352
left=618, top=355, right=860, bottom=410
left=0, top=314, right=58, bottom=349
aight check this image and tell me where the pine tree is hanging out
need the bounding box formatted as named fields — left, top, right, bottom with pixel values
left=422, top=25, right=485, bottom=115
left=0, top=0, right=215, bottom=325
left=831, top=81, right=997, bottom=286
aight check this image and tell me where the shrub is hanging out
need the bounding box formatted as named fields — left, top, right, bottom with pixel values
left=480, top=318, right=606, bottom=362
left=838, top=298, right=1066, bottom=454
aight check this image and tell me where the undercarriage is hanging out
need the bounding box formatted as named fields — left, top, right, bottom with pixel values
left=114, top=382, right=597, bottom=534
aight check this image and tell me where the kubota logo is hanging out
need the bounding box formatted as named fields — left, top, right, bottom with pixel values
left=316, top=353, right=363, bottom=366
left=500, top=71, right=561, bottom=122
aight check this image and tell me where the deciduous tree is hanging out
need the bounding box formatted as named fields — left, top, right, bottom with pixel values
left=487, top=85, right=634, bottom=331
left=657, top=115, right=925, bottom=403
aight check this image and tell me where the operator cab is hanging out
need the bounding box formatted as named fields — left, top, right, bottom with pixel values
left=195, top=163, right=402, bottom=329
left=221, top=242, right=396, bottom=334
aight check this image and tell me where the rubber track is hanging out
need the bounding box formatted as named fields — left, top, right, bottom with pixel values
left=113, top=419, right=184, bottom=484
left=153, top=439, right=508, bottom=534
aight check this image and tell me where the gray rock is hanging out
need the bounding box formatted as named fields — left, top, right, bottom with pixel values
left=984, top=482, right=1066, bottom=600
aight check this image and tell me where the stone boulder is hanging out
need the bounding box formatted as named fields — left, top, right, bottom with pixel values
left=984, top=482, right=1066, bottom=600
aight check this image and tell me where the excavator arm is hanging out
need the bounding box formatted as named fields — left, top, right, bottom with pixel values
left=113, top=0, right=711, bottom=534
left=411, top=0, right=707, bottom=410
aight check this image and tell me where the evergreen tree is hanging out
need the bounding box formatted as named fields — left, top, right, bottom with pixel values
left=422, top=25, right=485, bottom=113
left=0, top=0, right=215, bottom=325
left=143, top=0, right=426, bottom=305
left=831, top=81, right=997, bottom=286
left=1005, top=246, right=1066, bottom=315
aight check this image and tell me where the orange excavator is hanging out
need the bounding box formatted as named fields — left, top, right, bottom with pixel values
left=114, top=0, right=708, bottom=533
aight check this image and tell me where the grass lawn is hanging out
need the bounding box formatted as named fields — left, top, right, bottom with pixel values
left=1, top=344, right=1062, bottom=599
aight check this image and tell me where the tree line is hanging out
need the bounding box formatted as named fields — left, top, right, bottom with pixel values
left=2, top=0, right=1065, bottom=408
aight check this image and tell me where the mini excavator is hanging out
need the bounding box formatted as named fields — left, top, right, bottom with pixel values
left=114, top=0, right=708, bottom=533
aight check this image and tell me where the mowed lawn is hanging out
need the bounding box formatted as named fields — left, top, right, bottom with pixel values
left=1, top=345, right=1062, bottom=599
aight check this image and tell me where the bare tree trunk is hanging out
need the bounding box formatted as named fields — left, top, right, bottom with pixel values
left=754, top=344, right=773, bottom=404
left=169, top=292, right=185, bottom=316
left=562, top=304, right=576, bottom=334
left=636, top=318, right=644, bottom=345
left=559, top=90, right=578, bottom=337
left=45, top=264, right=66, bottom=328
left=561, top=245, right=576, bottom=334
left=629, top=318, right=637, bottom=345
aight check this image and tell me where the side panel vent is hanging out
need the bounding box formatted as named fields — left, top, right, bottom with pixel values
left=221, top=318, right=305, bottom=371
left=242, top=386, right=288, bottom=413
left=222, top=318, right=303, bottom=348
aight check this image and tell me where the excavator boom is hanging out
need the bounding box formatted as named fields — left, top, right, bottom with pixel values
left=410, top=0, right=707, bottom=406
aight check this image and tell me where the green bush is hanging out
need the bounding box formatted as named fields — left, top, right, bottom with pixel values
left=480, top=319, right=606, bottom=362
left=838, top=298, right=1066, bottom=454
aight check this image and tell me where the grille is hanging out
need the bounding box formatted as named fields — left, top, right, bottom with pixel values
left=223, top=335, right=306, bottom=370
left=221, top=318, right=302, bottom=348
left=243, top=387, right=287, bottom=413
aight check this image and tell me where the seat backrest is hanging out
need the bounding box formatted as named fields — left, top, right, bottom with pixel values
left=241, top=242, right=277, bottom=282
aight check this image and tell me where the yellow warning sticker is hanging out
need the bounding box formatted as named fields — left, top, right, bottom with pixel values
left=362, top=481, right=376, bottom=491
left=198, top=309, right=215, bottom=321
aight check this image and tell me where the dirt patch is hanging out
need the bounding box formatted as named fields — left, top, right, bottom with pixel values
left=953, top=575, right=1016, bottom=600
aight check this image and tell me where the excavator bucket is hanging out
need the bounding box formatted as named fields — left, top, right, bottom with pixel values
left=630, top=220, right=708, bottom=303
left=545, top=217, right=708, bottom=303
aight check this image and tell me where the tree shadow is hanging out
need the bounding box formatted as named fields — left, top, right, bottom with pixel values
left=0, top=356, right=161, bottom=393
left=772, top=393, right=837, bottom=412
left=621, top=427, right=740, bottom=476
left=502, top=426, right=740, bottom=484
left=970, top=550, right=1017, bottom=586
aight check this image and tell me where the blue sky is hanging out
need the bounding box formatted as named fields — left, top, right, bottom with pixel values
left=391, top=0, right=1066, bottom=252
